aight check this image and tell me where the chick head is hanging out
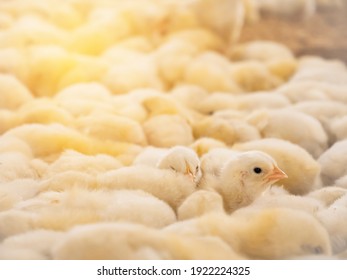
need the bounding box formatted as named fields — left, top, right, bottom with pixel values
left=220, top=150, right=287, bottom=195
left=157, top=146, right=202, bottom=184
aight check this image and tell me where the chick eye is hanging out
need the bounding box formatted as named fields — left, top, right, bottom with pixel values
left=253, top=167, right=262, bottom=174
left=169, top=166, right=176, bottom=171
left=196, top=166, right=199, bottom=172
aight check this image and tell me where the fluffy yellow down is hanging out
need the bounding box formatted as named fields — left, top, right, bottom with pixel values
left=0, top=0, right=346, bottom=260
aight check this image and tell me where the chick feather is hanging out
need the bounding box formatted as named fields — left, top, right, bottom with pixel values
left=0, top=229, right=64, bottom=260
left=13, top=188, right=176, bottom=230
left=97, top=165, right=196, bottom=209
left=318, top=140, right=347, bottom=186
left=143, top=115, right=194, bottom=148
left=0, top=74, right=33, bottom=110
left=165, top=208, right=331, bottom=259
left=52, top=222, right=241, bottom=260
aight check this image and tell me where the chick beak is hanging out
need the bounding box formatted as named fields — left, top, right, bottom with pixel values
left=185, top=164, right=195, bottom=182
left=266, top=166, right=288, bottom=182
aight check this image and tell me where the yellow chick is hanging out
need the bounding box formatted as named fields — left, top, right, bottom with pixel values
left=210, top=150, right=287, bottom=213
left=45, top=150, right=123, bottom=177
left=233, top=138, right=321, bottom=194
left=316, top=194, right=347, bottom=254
left=229, top=40, right=294, bottom=62
left=143, top=115, right=194, bottom=148
left=0, top=210, right=36, bottom=241
left=156, top=146, right=202, bottom=184
left=177, top=190, right=225, bottom=220
left=251, top=109, right=328, bottom=158
left=0, top=229, right=64, bottom=260
left=0, top=179, right=44, bottom=211
left=165, top=207, right=331, bottom=259
left=97, top=165, right=196, bottom=210
left=0, top=74, right=33, bottom=110
left=52, top=222, right=241, bottom=260
left=13, top=188, right=176, bottom=230
left=74, top=113, right=147, bottom=146
left=0, top=152, right=40, bottom=182
left=318, top=140, right=347, bottom=186
left=190, top=137, right=227, bottom=157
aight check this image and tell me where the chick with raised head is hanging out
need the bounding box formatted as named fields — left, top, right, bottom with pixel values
left=233, top=138, right=321, bottom=194
left=208, top=150, right=287, bottom=213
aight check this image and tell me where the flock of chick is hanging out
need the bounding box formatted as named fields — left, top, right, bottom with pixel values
left=1, top=0, right=347, bottom=260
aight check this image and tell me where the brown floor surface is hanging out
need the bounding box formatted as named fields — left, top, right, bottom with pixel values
left=239, top=5, right=347, bottom=63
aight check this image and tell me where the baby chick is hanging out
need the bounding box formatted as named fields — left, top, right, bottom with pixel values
left=318, top=139, right=347, bottom=186
left=98, top=166, right=196, bottom=210
left=233, top=138, right=321, bottom=194
left=165, top=208, right=331, bottom=259
left=52, top=222, right=241, bottom=260
left=177, top=190, right=225, bottom=220
left=157, top=146, right=202, bottom=184
left=134, top=146, right=202, bottom=184
left=210, top=151, right=287, bottom=213
left=0, top=229, right=64, bottom=260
